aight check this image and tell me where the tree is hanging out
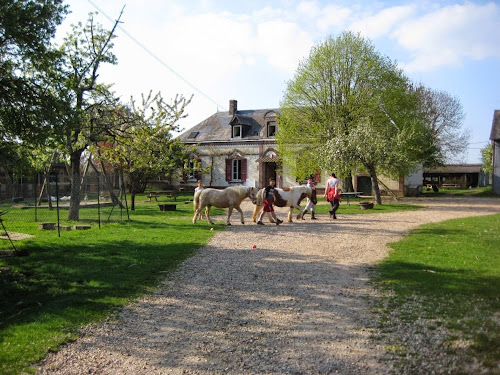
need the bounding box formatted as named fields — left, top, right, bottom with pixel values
left=416, top=85, right=469, bottom=164
left=277, top=31, right=433, bottom=204
left=481, top=143, right=493, bottom=175
left=97, top=92, right=193, bottom=210
left=0, top=0, right=69, bottom=143
left=57, top=11, right=123, bottom=220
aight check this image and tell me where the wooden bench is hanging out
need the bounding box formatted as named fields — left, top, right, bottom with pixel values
left=441, top=184, right=460, bottom=189
left=147, top=190, right=177, bottom=201
left=147, top=193, right=160, bottom=201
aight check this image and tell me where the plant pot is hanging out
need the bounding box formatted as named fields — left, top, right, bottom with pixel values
left=359, top=202, right=374, bottom=210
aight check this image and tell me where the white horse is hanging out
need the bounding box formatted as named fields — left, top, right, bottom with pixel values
left=193, top=186, right=259, bottom=225
left=251, top=185, right=316, bottom=223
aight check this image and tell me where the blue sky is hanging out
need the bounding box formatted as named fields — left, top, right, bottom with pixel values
left=57, top=0, right=500, bottom=163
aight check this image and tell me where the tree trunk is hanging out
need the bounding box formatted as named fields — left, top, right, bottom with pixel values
left=367, top=163, right=382, bottom=205
left=68, top=149, right=83, bottom=221
left=342, top=174, right=354, bottom=192
left=130, top=193, right=136, bottom=211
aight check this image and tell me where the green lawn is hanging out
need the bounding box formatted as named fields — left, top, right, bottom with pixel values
left=422, top=185, right=497, bottom=197
left=0, top=192, right=451, bottom=374
left=0, top=194, right=225, bottom=374
left=374, top=213, right=500, bottom=372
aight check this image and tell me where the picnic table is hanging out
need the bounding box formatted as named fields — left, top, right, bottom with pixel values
left=147, top=190, right=177, bottom=201
left=340, top=191, right=363, bottom=205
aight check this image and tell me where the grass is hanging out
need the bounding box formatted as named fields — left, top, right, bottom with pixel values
left=422, top=185, right=497, bottom=197
left=373, top=213, right=500, bottom=371
left=0, top=193, right=225, bottom=375
left=0, top=191, right=453, bottom=374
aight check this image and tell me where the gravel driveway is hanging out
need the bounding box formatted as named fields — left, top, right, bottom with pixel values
left=36, top=197, right=500, bottom=374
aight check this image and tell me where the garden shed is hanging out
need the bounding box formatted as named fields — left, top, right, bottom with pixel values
left=423, top=164, right=488, bottom=189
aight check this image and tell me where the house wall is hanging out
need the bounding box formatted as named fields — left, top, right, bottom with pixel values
left=493, top=140, right=500, bottom=194
left=181, top=144, right=421, bottom=196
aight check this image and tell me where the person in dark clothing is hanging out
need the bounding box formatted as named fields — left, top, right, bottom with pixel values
left=257, top=178, right=283, bottom=225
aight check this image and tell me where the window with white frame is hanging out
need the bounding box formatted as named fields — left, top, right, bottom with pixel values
left=232, top=159, right=242, bottom=181
left=232, top=125, right=242, bottom=138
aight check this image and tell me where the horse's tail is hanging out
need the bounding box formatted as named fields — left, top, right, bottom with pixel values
left=193, top=190, right=202, bottom=213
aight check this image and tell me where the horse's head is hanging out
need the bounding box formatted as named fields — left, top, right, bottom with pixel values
left=247, top=186, right=258, bottom=204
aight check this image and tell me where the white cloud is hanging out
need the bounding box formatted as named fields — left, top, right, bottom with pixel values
left=316, top=4, right=353, bottom=33
left=349, top=5, right=416, bottom=39
left=392, top=2, right=500, bottom=72
left=296, top=1, right=321, bottom=19
left=255, top=20, right=313, bottom=73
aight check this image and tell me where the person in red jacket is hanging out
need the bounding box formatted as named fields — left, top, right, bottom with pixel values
left=324, top=173, right=340, bottom=219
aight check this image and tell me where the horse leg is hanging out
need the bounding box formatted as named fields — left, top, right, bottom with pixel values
left=206, top=205, right=214, bottom=225
left=193, top=205, right=203, bottom=223
left=226, top=205, right=234, bottom=225
left=235, top=205, right=245, bottom=224
left=296, top=205, right=305, bottom=219
left=287, top=207, right=294, bottom=222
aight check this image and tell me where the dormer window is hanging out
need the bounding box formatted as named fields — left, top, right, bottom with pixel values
left=267, top=121, right=276, bottom=137
left=232, top=125, right=242, bottom=138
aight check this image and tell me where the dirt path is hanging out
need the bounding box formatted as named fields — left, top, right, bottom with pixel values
left=36, top=197, right=500, bottom=374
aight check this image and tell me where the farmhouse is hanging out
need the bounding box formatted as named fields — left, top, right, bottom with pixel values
left=177, top=100, right=423, bottom=196
left=491, top=110, right=500, bottom=194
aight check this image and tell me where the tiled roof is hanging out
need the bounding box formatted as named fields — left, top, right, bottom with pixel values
left=178, top=107, right=280, bottom=143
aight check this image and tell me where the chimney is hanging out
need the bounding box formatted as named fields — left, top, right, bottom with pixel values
left=229, top=100, right=237, bottom=116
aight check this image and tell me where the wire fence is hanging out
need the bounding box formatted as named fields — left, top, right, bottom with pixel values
left=0, top=172, right=129, bottom=228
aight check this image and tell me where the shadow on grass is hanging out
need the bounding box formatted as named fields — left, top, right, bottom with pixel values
left=375, top=261, right=500, bottom=306
left=0, top=236, right=204, bottom=333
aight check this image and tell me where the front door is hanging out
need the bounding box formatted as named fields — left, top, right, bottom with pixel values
left=264, top=162, right=277, bottom=186
left=357, top=176, right=372, bottom=196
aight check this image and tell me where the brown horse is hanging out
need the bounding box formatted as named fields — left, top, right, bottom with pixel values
left=193, top=186, right=259, bottom=225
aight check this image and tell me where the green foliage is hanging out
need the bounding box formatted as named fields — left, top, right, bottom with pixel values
left=481, top=143, right=493, bottom=175
left=0, top=0, right=69, bottom=144
left=374, top=214, right=500, bottom=371
left=277, top=31, right=431, bottom=203
left=96, top=92, right=194, bottom=195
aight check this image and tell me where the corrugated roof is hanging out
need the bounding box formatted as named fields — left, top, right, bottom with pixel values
left=491, top=110, right=500, bottom=141
left=424, top=164, right=482, bottom=174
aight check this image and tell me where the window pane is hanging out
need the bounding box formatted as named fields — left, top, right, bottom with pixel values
left=232, top=159, right=241, bottom=180
left=268, top=121, right=276, bottom=136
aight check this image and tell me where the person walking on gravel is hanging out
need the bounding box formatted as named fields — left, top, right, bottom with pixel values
left=324, top=173, right=340, bottom=219
left=257, top=178, right=283, bottom=225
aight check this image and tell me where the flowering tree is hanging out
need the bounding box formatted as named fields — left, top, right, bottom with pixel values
left=277, top=31, right=434, bottom=204
left=97, top=92, right=193, bottom=210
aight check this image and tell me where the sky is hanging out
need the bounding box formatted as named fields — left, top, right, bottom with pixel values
left=56, top=0, right=500, bottom=164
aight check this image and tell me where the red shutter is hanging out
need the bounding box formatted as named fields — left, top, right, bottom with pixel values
left=314, top=170, right=321, bottom=183
left=225, top=159, right=231, bottom=181
left=241, top=159, right=247, bottom=182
